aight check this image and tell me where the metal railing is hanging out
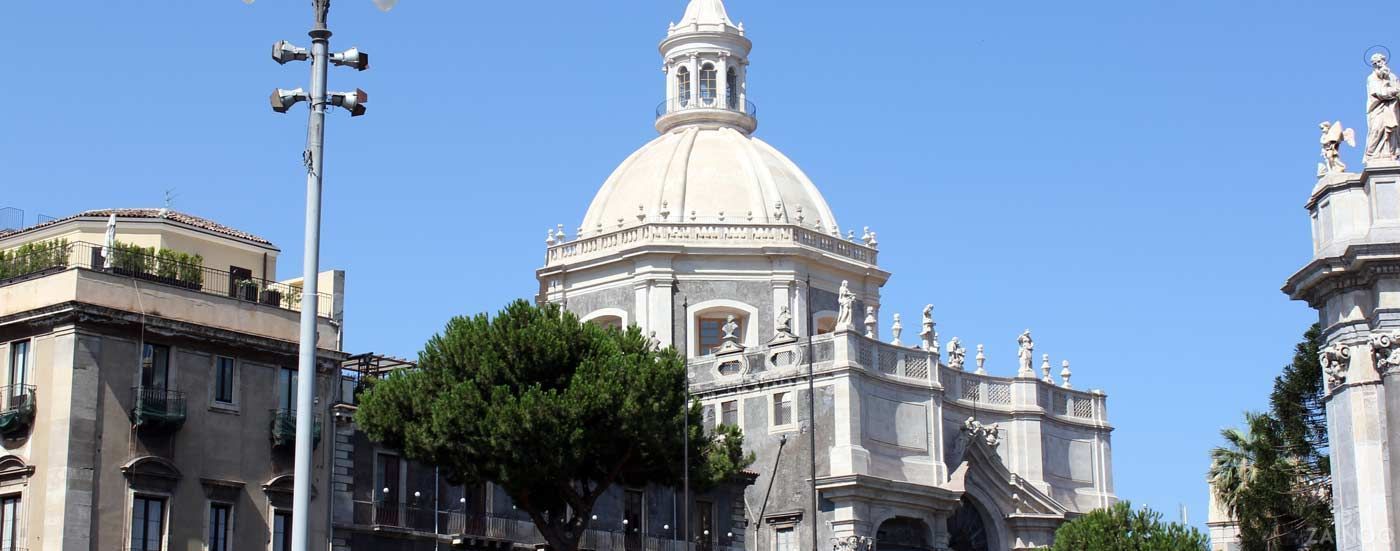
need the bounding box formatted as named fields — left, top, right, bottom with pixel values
left=0, top=385, right=35, bottom=414
left=655, top=96, right=757, bottom=119
left=353, top=501, right=743, bottom=550
left=0, top=241, right=334, bottom=318
left=130, top=386, right=187, bottom=431
left=269, top=408, right=322, bottom=448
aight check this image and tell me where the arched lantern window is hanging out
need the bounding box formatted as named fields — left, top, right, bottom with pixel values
left=726, top=67, right=738, bottom=108
left=677, top=66, right=692, bottom=107
left=700, top=63, right=718, bottom=103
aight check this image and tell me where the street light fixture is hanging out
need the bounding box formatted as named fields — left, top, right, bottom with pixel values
left=250, top=2, right=388, bottom=551
left=269, top=88, right=308, bottom=113
left=330, top=47, right=369, bottom=71
left=272, top=40, right=309, bottom=64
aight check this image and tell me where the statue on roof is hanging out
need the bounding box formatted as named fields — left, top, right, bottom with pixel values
left=1319, top=120, right=1356, bottom=176
left=947, top=337, right=966, bottom=370
left=1017, top=329, right=1035, bottom=377
left=836, top=280, right=856, bottom=331
left=1366, top=53, right=1400, bottom=164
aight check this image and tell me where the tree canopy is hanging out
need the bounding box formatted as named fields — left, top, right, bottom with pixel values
left=1051, top=501, right=1209, bottom=551
left=356, top=300, right=752, bottom=551
left=1208, top=324, right=1333, bottom=550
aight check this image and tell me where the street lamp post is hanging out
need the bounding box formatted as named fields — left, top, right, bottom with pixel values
left=261, top=1, right=381, bottom=550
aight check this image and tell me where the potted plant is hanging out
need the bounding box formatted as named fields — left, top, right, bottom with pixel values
left=260, top=286, right=283, bottom=307
left=236, top=279, right=260, bottom=302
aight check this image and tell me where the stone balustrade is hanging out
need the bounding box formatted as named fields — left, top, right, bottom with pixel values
left=545, top=223, right=879, bottom=267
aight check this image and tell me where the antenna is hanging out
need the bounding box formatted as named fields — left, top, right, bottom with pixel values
left=161, top=189, right=179, bottom=215
left=1180, top=503, right=1189, bottom=525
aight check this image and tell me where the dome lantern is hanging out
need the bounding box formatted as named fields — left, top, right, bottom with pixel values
left=657, top=0, right=755, bottom=135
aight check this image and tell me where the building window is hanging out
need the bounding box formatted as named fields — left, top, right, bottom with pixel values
left=677, top=66, right=692, bottom=106
left=624, top=489, right=644, bottom=551
left=775, top=526, right=796, bottom=551
left=815, top=315, right=837, bottom=335
left=213, top=357, right=235, bottom=405
left=720, top=400, right=738, bottom=428
left=693, top=499, right=714, bottom=551
left=375, top=453, right=402, bottom=526
left=0, top=494, right=20, bottom=551
left=277, top=367, right=298, bottom=412
left=140, top=343, right=170, bottom=389
left=272, top=510, right=292, bottom=551
left=773, top=392, right=793, bottom=428
left=696, top=314, right=743, bottom=355
left=700, top=63, right=717, bottom=102
left=590, top=316, right=623, bottom=331
left=208, top=502, right=231, bottom=551
left=130, top=495, right=166, bottom=551
left=726, top=67, right=738, bottom=108
left=7, top=341, right=28, bottom=389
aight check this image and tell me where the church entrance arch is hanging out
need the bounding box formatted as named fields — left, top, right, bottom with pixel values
left=946, top=496, right=991, bottom=551
left=875, top=516, right=932, bottom=551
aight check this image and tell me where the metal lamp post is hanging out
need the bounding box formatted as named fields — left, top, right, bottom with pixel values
left=257, top=1, right=386, bottom=550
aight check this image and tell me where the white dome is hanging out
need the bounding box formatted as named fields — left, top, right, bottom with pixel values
left=580, top=125, right=839, bottom=232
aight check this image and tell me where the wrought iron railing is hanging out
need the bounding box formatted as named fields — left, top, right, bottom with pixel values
left=655, top=96, right=757, bottom=119
left=0, top=384, right=35, bottom=438
left=0, top=241, right=334, bottom=318
left=130, top=386, right=186, bottom=431
left=269, top=408, right=322, bottom=449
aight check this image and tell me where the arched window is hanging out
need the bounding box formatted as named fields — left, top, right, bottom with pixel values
left=700, top=63, right=717, bottom=104
left=814, top=312, right=837, bottom=335
left=726, top=67, right=738, bottom=108
left=677, top=66, right=692, bottom=107
left=589, top=316, right=623, bottom=331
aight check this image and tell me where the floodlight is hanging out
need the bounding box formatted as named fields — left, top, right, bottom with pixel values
left=270, top=88, right=308, bottom=113
left=272, top=40, right=309, bottom=65
left=330, top=47, right=369, bottom=71
left=329, top=88, right=368, bottom=117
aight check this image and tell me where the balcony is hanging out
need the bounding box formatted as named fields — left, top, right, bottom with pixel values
left=0, top=385, right=36, bottom=438
left=655, top=96, right=757, bottom=134
left=0, top=241, right=333, bottom=317
left=354, top=500, right=741, bottom=550
left=269, top=408, right=322, bottom=449
left=130, top=387, right=186, bottom=432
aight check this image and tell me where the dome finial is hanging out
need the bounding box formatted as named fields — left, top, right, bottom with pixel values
left=678, top=0, right=734, bottom=28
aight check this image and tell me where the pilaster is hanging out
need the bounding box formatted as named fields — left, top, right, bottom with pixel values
left=1008, top=378, right=1047, bottom=493
left=828, top=333, right=870, bottom=476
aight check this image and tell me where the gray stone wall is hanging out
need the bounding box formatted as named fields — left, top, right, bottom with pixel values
left=564, top=285, right=635, bottom=323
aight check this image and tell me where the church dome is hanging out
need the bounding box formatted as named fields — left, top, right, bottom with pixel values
left=580, top=125, right=839, bottom=232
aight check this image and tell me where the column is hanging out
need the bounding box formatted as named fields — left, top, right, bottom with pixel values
left=1327, top=337, right=1393, bottom=551
left=770, top=280, right=789, bottom=341
left=649, top=278, right=676, bottom=347
left=793, top=278, right=809, bottom=337
left=688, top=55, right=700, bottom=107
left=737, top=62, right=748, bottom=111
left=716, top=55, right=728, bottom=109
left=1008, top=378, right=1048, bottom=493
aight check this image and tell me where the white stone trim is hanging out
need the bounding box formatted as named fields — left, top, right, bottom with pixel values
left=208, top=355, right=241, bottom=414
left=580, top=308, right=630, bottom=329
left=687, top=299, right=759, bottom=357
left=769, top=389, right=798, bottom=434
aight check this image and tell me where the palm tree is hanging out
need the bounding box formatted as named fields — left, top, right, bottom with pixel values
left=1209, top=412, right=1270, bottom=518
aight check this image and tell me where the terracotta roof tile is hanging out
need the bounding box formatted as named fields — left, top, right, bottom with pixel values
left=0, top=208, right=276, bottom=247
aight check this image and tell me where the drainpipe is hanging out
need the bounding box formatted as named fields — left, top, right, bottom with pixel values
left=805, top=274, right=818, bottom=551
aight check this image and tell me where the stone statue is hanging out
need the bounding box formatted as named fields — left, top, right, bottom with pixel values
left=961, top=417, right=1001, bottom=451
left=1017, top=329, right=1034, bottom=377
left=836, top=280, right=856, bottom=331
left=1318, top=120, right=1356, bottom=176
left=1367, top=53, right=1400, bottom=164
left=648, top=331, right=662, bottom=351
left=920, top=304, right=936, bottom=353
left=947, top=337, right=966, bottom=370
left=864, top=306, right=877, bottom=339
left=975, top=344, right=986, bottom=375
left=890, top=313, right=903, bottom=346
left=773, top=306, right=795, bottom=342
left=722, top=315, right=739, bottom=340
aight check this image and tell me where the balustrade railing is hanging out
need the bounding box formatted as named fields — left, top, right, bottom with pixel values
left=130, top=386, right=186, bottom=431
left=656, top=96, right=757, bottom=119
left=547, top=224, right=877, bottom=267
left=0, top=241, right=334, bottom=318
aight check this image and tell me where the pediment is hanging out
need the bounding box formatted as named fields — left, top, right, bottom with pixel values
left=947, top=440, right=1066, bottom=518
left=121, top=456, right=181, bottom=493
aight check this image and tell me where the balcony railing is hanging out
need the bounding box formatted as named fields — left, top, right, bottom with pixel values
left=0, top=241, right=333, bottom=318
left=655, top=96, right=757, bottom=119
left=0, top=385, right=36, bottom=438
left=269, top=408, right=322, bottom=449
left=130, top=387, right=186, bottom=432
left=353, top=501, right=742, bottom=550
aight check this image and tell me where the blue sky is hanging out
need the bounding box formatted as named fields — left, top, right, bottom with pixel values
left=1, top=0, right=1383, bottom=533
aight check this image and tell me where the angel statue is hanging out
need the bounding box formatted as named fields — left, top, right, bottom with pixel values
left=835, top=280, right=856, bottom=331
left=1318, top=120, right=1356, bottom=176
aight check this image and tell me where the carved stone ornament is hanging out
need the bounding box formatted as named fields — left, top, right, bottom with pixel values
left=864, top=306, right=877, bottom=339
left=1318, top=120, right=1357, bottom=176
left=772, top=306, right=796, bottom=343
left=835, top=280, right=856, bottom=331
left=1321, top=341, right=1352, bottom=390
left=1372, top=332, right=1400, bottom=375
left=961, top=416, right=1001, bottom=451
left=946, top=337, right=966, bottom=370
left=890, top=313, right=903, bottom=346
left=831, top=535, right=875, bottom=551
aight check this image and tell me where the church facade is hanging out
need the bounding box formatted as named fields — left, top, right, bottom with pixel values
left=535, top=1, right=1117, bottom=549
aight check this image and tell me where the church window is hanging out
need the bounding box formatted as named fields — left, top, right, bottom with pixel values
left=720, top=400, right=738, bottom=427
left=726, top=67, right=738, bottom=108
left=700, top=63, right=717, bottom=102
left=677, top=66, right=692, bottom=107
left=696, top=314, right=743, bottom=355
left=774, top=527, right=796, bottom=551
left=589, top=315, right=623, bottom=331
left=772, top=392, right=793, bottom=427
